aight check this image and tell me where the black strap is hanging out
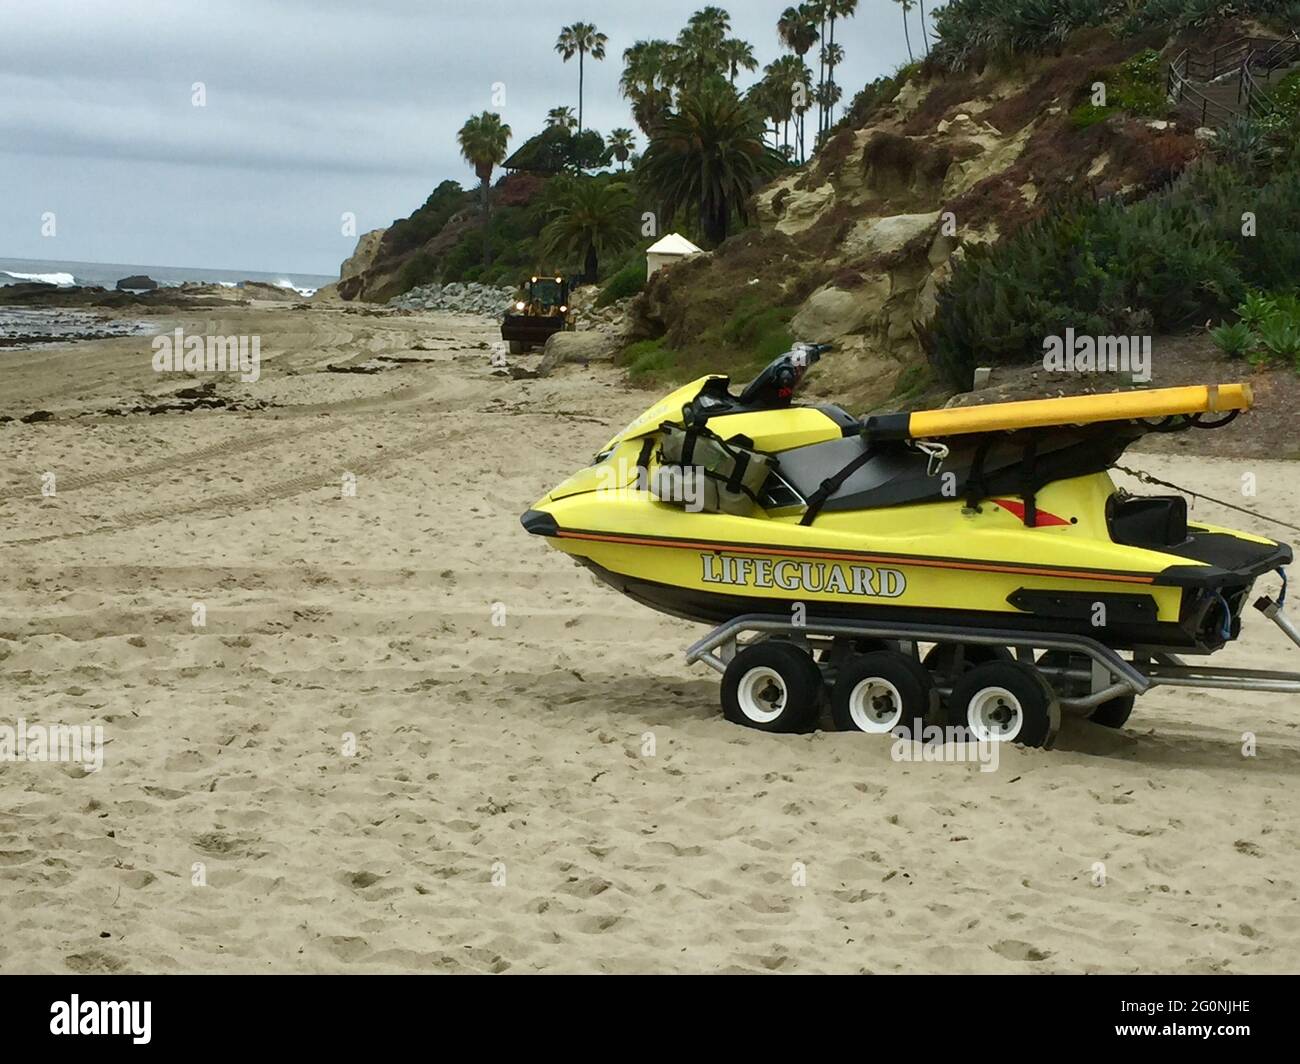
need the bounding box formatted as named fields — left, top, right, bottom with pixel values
left=799, top=443, right=875, bottom=526
left=635, top=436, right=655, bottom=476
left=965, top=436, right=996, bottom=510
left=726, top=450, right=751, bottom=493
left=1020, top=436, right=1039, bottom=528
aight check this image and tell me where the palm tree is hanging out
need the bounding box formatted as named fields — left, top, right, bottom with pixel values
left=687, top=6, right=732, bottom=39
left=720, top=38, right=758, bottom=84
left=555, top=22, right=608, bottom=134
left=824, top=0, right=857, bottom=129
left=639, top=81, right=784, bottom=247
left=606, top=128, right=636, bottom=170
left=777, top=4, right=820, bottom=162
left=673, top=21, right=728, bottom=91
left=621, top=39, right=676, bottom=137
left=542, top=179, right=638, bottom=283
left=811, top=1, right=828, bottom=135
left=894, top=0, right=915, bottom=63
left=547, top=106, right=578, bottom=130
left=457, top=112, right=512, bottom=269
left=761, top=55, right=805, bottom=158
left=919, top=0, right=930, bottom=56
left=819, top=42, right=844, bottom=135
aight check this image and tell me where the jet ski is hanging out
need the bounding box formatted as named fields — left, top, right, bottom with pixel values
left=522, top=344, right=1300, bottom=747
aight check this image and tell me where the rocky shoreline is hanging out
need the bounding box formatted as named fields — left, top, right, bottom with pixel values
left=0, top=307, right=157, bottom=349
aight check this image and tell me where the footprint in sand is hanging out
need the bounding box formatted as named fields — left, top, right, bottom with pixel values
left=991, top=939, right=1052, bottom=962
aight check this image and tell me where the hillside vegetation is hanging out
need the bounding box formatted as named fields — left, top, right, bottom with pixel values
left=625, top=0, right=1300, bottom=407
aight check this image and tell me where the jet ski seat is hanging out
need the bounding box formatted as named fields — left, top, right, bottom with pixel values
left=772, top=420, right=1147, bottom=519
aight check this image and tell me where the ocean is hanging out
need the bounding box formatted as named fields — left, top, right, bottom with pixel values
left=0, top=257, right=336, bottom=297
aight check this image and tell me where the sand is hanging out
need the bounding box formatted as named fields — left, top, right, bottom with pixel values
left=1, top=305, right=1299, bottom=974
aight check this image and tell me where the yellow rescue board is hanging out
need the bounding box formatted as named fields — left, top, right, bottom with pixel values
left=906, top=384, right=1253, bottom=439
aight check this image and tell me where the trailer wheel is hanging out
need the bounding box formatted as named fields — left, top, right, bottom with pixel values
left=507, top=340, right=525, bottom=355
left=831, top=651, right=936, bottom=735
left=721, top=641, right=823, bottom=734
left=948, top=661, right=1059, bottom=748
left=1036, top=650, right=1135, bottom=729
left=923, top=643, right=1012, bottom=681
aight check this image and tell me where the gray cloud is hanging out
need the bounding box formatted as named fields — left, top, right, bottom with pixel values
left=1, top=0, right=918, bottom=274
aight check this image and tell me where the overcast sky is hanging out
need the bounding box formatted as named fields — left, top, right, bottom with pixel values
left=0, top=0, right=924, bottom=276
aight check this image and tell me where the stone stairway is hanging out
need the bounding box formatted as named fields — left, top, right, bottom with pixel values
left=1169, top=32, right=1300, bottom=126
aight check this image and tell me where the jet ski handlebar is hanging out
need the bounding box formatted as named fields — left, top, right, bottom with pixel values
left=735, top=343, right=834, bottom=408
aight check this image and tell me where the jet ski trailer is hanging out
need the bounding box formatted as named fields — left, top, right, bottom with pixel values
left=523, top=346, right=1300, bottom=746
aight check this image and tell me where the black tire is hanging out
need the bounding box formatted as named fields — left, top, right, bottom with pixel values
left=721, top=641, right=824, bottom=734
left=831, top=651, right=937, bottom=735
left=947, top=661, right=1060, bottom=748
left=1036, top=650, right=1135, bottom=729
left=923, top=643, right=1013, bottom=681
left=507, top=340, right=524, bottom=355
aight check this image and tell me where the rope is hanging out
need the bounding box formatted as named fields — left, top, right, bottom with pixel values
left=1114, top=464, right=1300, bottom=534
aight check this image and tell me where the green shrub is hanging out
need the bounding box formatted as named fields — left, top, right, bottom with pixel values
left=1238, top=291, right=1278, bottom=329
left=1269, top=70, right=1300, bottom=117
left=923, top=148, right=1300, bottom=389
left=1209, top=320, right=1255, bottom=358
left=1070, top=102, right=1115, bottom=129
left=1257, top=311, right=1300, bottom=363
left=596, top=259, right=646, bottom=306
left=621, top=338, right=678, bottom=381
left=921, top=196, right=1243, bottom=390
left=396, top=252, right=440, bottom=292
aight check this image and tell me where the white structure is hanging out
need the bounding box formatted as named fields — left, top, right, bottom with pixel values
left=646, top=233, right=704, bottom=278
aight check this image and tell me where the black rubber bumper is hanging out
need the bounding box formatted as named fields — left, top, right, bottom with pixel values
left=520, top=509, right=558, bottom=536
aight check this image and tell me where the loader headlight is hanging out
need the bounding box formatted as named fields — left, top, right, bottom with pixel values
left=516, top=301, right=526, bottom=310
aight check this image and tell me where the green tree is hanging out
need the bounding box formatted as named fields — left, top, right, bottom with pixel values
left=555, top=22, right=608, bottom=133
left=547, top=106, right=578, bottom=130
left=824, top=0, right=857, bottom=130
left=621, top=39, right=676, bottom=137
left=720, top=37, right=758, bottom=84
left=542, top=178, right=638, bottom=283
left=606, top=128, right=637, bottom=170
left=777, top=4, right=820, bottom=162
left=640, top=81, right=784, bottom=247
left=456, top=111, right=512, bottom=268
left=673, top=21, right=728, bottom=90
left=894, top=0, right=915, bottom=63
left=763, top=54, right=809, bottom=159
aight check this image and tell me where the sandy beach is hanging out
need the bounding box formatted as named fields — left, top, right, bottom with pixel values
left=2, top=304, right=1299, bottom=974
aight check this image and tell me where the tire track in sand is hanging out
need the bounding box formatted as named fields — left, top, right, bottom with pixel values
left=3, top=425, right=472, bottom=547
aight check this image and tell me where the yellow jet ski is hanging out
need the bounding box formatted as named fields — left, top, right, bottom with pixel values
left=522, top=345, right=1299, bottom=747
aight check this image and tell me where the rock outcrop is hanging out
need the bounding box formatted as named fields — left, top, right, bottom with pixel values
left=115, top=275, right=158, bottom=291
left=536, top=331, right=619, bottom=377
left=339, top=229, right=386, bottom=283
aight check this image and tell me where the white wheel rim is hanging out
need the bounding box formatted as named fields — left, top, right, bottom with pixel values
left=848, top=677, right=903, bottom=733
left=967, top=686, right=1023, bottom=742
left=736, top=666, right=788, bottom=724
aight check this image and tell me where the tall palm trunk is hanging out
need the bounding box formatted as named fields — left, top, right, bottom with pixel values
left=901, top=7, right=914, bottom=63
left=828, top=14, right=837, bottom=129
left=817, top=16, right=827, bottom=136
left=480, top=175, right=491, bottom=268
left=920, top=2, right=930, bottom=56
left=578, top=51, right=585, bottom=133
